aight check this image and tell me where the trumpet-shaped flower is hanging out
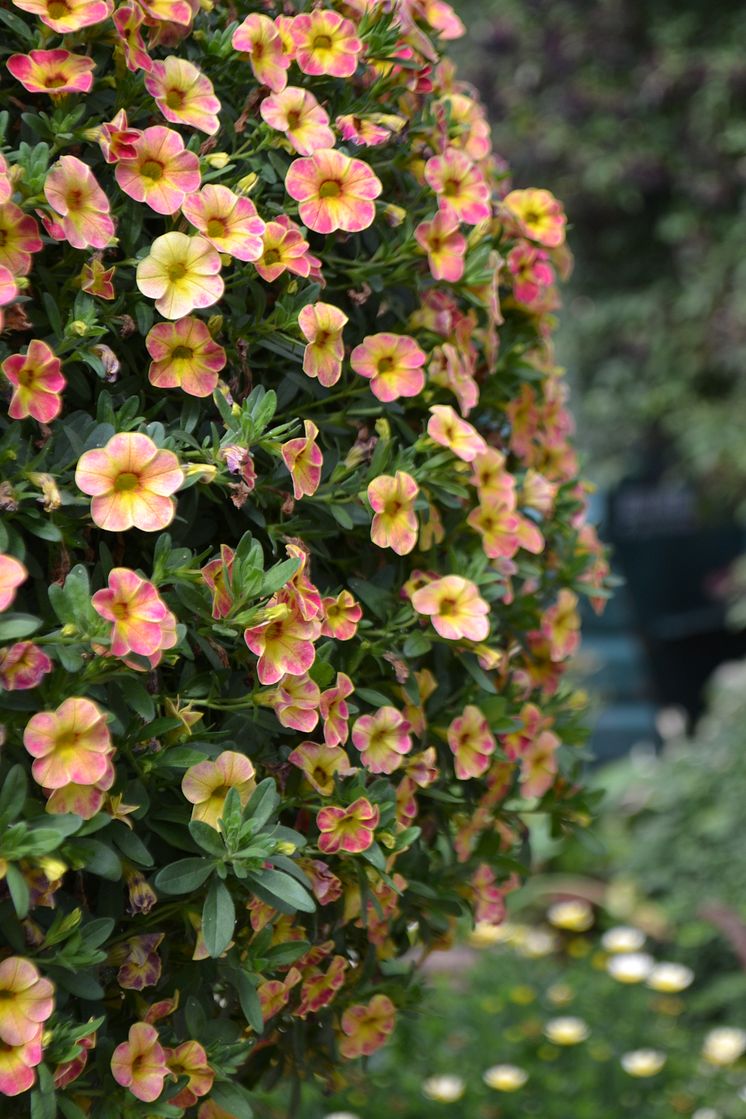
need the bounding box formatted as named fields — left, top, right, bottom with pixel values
left=116, top=126, right=201, bottom=216
left=368, top=471, right=419, bottom=555
left=75, top=432, right=184, bottom=532
left=298, top=302, right=348, bottom=386
left=136, top=232, right=223, bottom=320
left=182, top=185, right=264, bottom=261
left=285, top=149, right=382, bottom=234
left=255, top=216, right=318, bottom=282
left=0, top=1030, right=43, bottom=1097
left=351, top=333, right=426, bottom=402
left=508, top=241, right=554, bottom=306
left=45, top=757, right=115, bottom=820
left=447, top=704, right=496, bottom=779
left=232, top=14, right=291, bottom=93
left=24, top=697, right=112, bottom=789
left=319, top=672, right=354, bottom=745
left=291, top=10, right=362, bottom=78
left=92, top=567, right=177, bottom=659
left=0, top=555, right=27, bottom=612
left=336, top=112, right=405, bottom=147
left=267, top=672, right=320, bottom=733
left=145, top=57, right=221, bottom=135
left=415, top=210, right=467, bottom=282
left=12, top=0, right=111, bottom=33
left=503, top=188, right=566, bottom=247
left=542, top=589, right=580, bottom=661
left=339, top=995, right=396, bottom=1059
left=112, top=934, right=164, bottom=990
left=0, top=155, right=10, bottom=205
left=182, top=750, right=256, bottom=828
left=411, top=574, right=489, bottom=641
left=316, top=797, right=379, bottom=855
left=146, top=317, right=226, bottom=397
left=428, top=404, right=487, bottom=461
left=44, top=156, right=115, bottom=249
left=288, top=740, right=350, bottom=796
left=0, top=203, right=42, bottom=276
left=167, top=1040, right=214, bottom=1108
left=281, top=419, right=323, bottom=499
left=0, top=958, right=55, bottom=1046
left=352, top=706, right=412, bottom=774
left=81, top=257, right=116, bottom=300
left=3, top=340, right=65, bottom=423
left=0, top=641, right=52, bottom=690
left=201, top=544, right=234, bottom=618
left=321, top=592, right=361, bottom=641
left=260, top=87, right=334, bottom=155
left=7, top=49, right=95, bottom=95
left=112, top=3, right=152, bottom=73
left=243, top=602, right=320, bottom=685
left=424, top=148, right=491, bottom=225
left=111, top=1023, right=169, bottom=1103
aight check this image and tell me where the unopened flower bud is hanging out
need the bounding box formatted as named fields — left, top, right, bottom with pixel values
left=184, top=463, right=218, bottom=483
left=236, top=172, right=258, bottom=195
left=205, top=151, right=229, bottom=168
left=207, top=314, right=223, bottom=335
left=69, top=320, right=88, bottom=337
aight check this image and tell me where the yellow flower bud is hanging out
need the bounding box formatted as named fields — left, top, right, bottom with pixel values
left=61, top=623, right=77, bottom=637
left=276, top=841, right=297, bottom=855
left=236, top=172, right=258, bottom=195
left=374, top=418, right=391, bottom=441
left=207, top=314, right=224, bottom=335
left=70, top=320, right=88, bottom=336
left=184, top=463, right=218, bottom=483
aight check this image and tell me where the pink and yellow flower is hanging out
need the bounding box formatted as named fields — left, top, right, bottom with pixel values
left=0, top=1030, right=43, bottom=1096
left=243, top=601, right=320, bottom=685
left=0, top=641, right=52, bottom=690
left=92, top=567, right=177, bottom=660
left=281, top=419, right=323, bottom=499
left=351, top=333, right=426, bottom=402
left=201, top=544, right=235, bottom=618
left=167, top=1040, right=214, bottom=1108
left=298, top=302, right=348, bottom=387
left=415, top=210, right=467, bottom=282
left=81, top=256, right=116, bottom=300
left=7, top=49, right=95, bottom=96
left=12, top=0, right=111, bottom=33
left=319, top=671, right=354, bottom=746
left=44, top=156, right=115, bottom=250
left=508, top=241, right=555, bottom=306
left=321, top=592, right=361, bottom=641
left=295, top=955, right=347, bottom=1018
left=45, top=759, right=115, bottom=819
left=339, top=994, right=396, bottom=1059
left=285, top=149, right=382, bottom=234
left=0, top=958, right=54, bottom=1047
left=182, top=750, right=256, bottom=828
left=518, top=729, right=560, bottom=798
left=255, top=216, right=318, bottom=283
left=542, top=588, right=580, bottom=661
left=0, top=264, right=18, bottom=324
left=146, top=316, right=226, bottom=397
left=260, top=87, right=334, bottom=155
left=291, top=9, right=362, bottom=78
left=411, top=574, right=489, bottom=641
left=182, top=185, right=264, bottom=261
left=424, top=147, right=491, bottom=225
left=145, top=56, right=221, bottom=135
left=112, top=3, right=152, bottom=73
left=0, top=155, right=10, bottom=205
left=0, top=555, right=27, bottom=612
left=111, top=1023, right=169, bottom=1103
left=0, top=203, right=42, bottom=276
left=427, top=404, right=487, bottom=461
left=232, top=13, right=291, bottom=93
left=267, top=672, right=320, bottom=733
left=316, top=797, right=380, bottom=855
left=75, top=431, right=184, bottom=532
left=503, top=188, right=566, bottom=248
left=136, top=232, right=224, bottom=320
left=115, top=126, right=200, bottom=216
left=23, top=697, right=112, bottom=789
left=447, top=704, right=496, bottom=779
left=368, top=471, right=419, bottom=555
left=352, top=706, right=412, bottom=774
left=112, top=934, right=164, bottom=992
left=288, top=740, right=350, bottom=796
left=3, top=340, right=65, bottom=423
left=336, top=112, right=404, bottom=147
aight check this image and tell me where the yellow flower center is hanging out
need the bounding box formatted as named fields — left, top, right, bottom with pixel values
left=47, top=0, right=70, bottom=17
left=166, top=88, right=185, bottom=109
left=45, top=73, right=68, bottom=89
left=206, top=218, right=226, bottom=239
left=55, top=730, right=81, bottom=753
left=168, top=262, right=188, bottom=282
left=384, top=499, right=403, bottom=516
left=522, top=209, right=540, bottom=225
left=141, top=160, right=164, bottom=182
left=0, top=230, right=7, bottom=246
left=114, top=472, right=140, bottom=492
left=172, top=345, right=194, bottom=360
left=443, top=178, right=461, bottom=198
left=263, top=248, right=281, bottom=265
left=17, top=366, right=36, bottom=388
left=312, top=766, right=329, bottom=786
left=377, top=356, right=395, bottom=374
left=111, top=601, right=130, bottom=620
left=318, top=179, right=342, bottom=199
left=211, top=784, right=232, bottom=800
left=439, top=597, right=456, bottom=616
left=312, top=34, right=332, bottom=50
left=287, top=110, right=302, bottom=129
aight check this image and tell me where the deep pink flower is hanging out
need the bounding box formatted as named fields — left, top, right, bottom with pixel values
left=92, top=567, right=177, bottom=659
left=0, top=642, right=52, bottom=690
left=7, top=49, right=95, bottom=96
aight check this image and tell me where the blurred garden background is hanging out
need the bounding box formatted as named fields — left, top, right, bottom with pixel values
left=260, top=1, right=746, bottom=1114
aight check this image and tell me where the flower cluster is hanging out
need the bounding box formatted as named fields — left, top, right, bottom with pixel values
left=0, top=0, right=608, bottom=1114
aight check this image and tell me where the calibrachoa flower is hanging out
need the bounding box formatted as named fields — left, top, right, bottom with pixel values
left=23, top=697, right=112, bottom=789
left=336, top=112, right=404, bottom=147
left=146, top=317, right=226, bottom=397
left=201, top=544, right=234, bottom=618
left=75, top=432, right=184, bottom=532
left=44, top=156, right=115, bottom=250
left=508, top=241, right=555, bottom=306
left=3, top=340, right=65, bottom=423
left=243, top=601, right=320, bottom=685
left=339, top=994, right=396, bottom=1059
left=428, top=404, right=487, bottom=461
left=0, top=155, right=10, bottom=204
left=92, top=567, right=177, bottom=660
left=112, top=3, right=152, bottom=73
left=352, top=706, right=412, bottom=774
left=12, top=0, right=111, bottom=32
left=80, top=256, right=115, bottom=299
left=319, top=672, right=355, bottom=745
left=0, top=1032, right=43, bottom=1097
left=115, top=126, right=201, bottom=216
left=503, top=188, right=567, bottom=247
left=415, top=210, right=467, bottom=282
left=281, top=419, right=323, bottom=499
left=424, top=147, right=491, bottom=225
left=298, top=302, right=348, bottom=386
left=232, top=13, right=290, bottom=93
left=182, top=750, right=256, bottom=828
left=288, top=740, right=350, bottom=796
left=0, top=958, right=55, bottom=1046
left=182, top=185, right=264, bottom=261
left=111, top=1023, right=169, bottom=1103
left=97, top=109, right=141, bottom=164
left=542, top=588, right=581, bottom=661
left=255, top=216, right=317, bottom=282
left=321, top=592, right=362, bottom=641
left=0, top=203, right=42, bottom=275
left=316, top=797, right=380, bottom=854
left=368, top=471, right=419, bottom=555
left=285, top=149, right=382, bottom=234
left=6, top=49, right=95, bottom=95
left=45, top=760, right=115, bottom=819
left=136, top=232, right=224, bottom=320
left=447, top=705, right=496, bottom=779
left=411, top=574, right=490, bottom=641
left=260, top=87, right=335, bottom=155
left=350, top=333, right=427, bottom=402
left=145, top=57, right=220, bottom=135
left=0, top=642, right=52, bottom=690
left=167, top=1040, right=214, bottom=1108
left=291, top=9, right=362, bottom=77
left=0, top=554, right=27, bottom=612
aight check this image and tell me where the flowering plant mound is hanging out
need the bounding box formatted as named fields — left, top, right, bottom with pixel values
left=0, top=1, right=609, bottom=1115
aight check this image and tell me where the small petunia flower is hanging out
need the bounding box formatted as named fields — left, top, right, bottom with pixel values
left=285, top=149, right=382, bottom=234
left=542, top=588, right=580, bottom=661
left=288, top=740, right=350, bottom=796
left=182, top=750, right=256, bottom=828
left=12, top=0, right=111, bottom=32
left=0, top=203, right=43, bottom=276
left=321, top=591, right=361, bottom=641
left=243, top=601, right=320, bottom=686
left=145, top=57, right=221, bottom=135
left=336, top=112, right=404, bottom=147
left=427, top=404, right=487, bottom=461
left=45, top=758, right=115, bottom=819
left=295, top=955, right=348, bottom=1018
left=319, top=671, right=354, bottom=746
left=112, top=4, right=153, bottom=73
left=3, top=340, right=65, bottom=423
left=201, top=544, right=235, bottom=618
left=503, top=188, right=566, bottom=248
left=167, top=1040, right=214, bottom=1108
left=254, top=216, right=318, bottom=283
left=351, top=333, right=426, bottom=402
left=260, top=87, right=335, bottom=155
left=0, top=155, right=10, bottom=204
left=136, top=232, right=224, bottom=320
left=352, top=706, right=412, bottom=774
left=415, top=210, right=467, bottom=282
left=0, top=264, right=18, bottom=321
left=316, top=797, right=380, bottom=855
left=339, top=994, right=396, bottom=1059
left=110, top=933, right=164, bottom=991
left=44, top=156, right=115, bottom=250
left=508, top=241, right=555, bottom=306
left=424, top=147, right=491, bottom=225
left=182, top=185, right=264, bottom=261
left=518, top=729, right=559, bottom=798
left=447, top=705, right=496, bottom=779
left=298, top=302, right=348, bottom=387
left=266, top=672, right=320, bottom=733
left=23, top=697, right=112, bottom=789
left=138, top=0, right=192, bottom=25
left=75, top=431, right=184, bottom=532
left=53, top=1026, right=96, bottom=1090
left=411, top=574, right=490, bottom=642
left=92, top=567, right=177, bottom=660
left=0, top=555, right=27, bottom=612
left=81, top=256, right=116, bottom=299
left=146, top=317, right=226, bottom=397
left=291, top=9, right=362, bottom=78
left=7, top=49, right=95, bottom=96
left=368, top=471, right=419, bottom=555
left=0, top=642, right=52, bottom=691
left=0, top=1030, right=43, bottom=1096
left=116, top=126, right=200, bottom=216
left=111, top=1022, right=169, bottom=1103
left=281, top=419, right=323, bottom=499
left=0, top=958, right=55, bottom=1047
left=232, top=13, right=291, bottom=92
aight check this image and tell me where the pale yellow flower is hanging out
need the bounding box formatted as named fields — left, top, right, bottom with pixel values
left=483, top=1064, right=528, bottom=1091
left=620, top=1049, right=666, bottom=1077
left=544, top=1017, right=589, bottom=1045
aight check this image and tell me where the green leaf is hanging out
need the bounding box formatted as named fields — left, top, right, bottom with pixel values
left=117, top=676, right=156, bottom=721
left=71, top=839, right=122, bottom=881
left=355, top=687, right=392, bottom=707
left=189, top=821, right=227, bottom=857
left=235, top=970, right=264, bottom=1033
left=30, top=1087, right=56, bottom=1119
left=0, top=613, right=42, bottom=640
left=462, top=654, right=498, bottom=694
left=210, top=1083, right=253, bottom=1119
left=0, top=765, right=27, bottom=827
left=202, top=878, right=236, bottom=957
left=79, top=918, right=115, bottom=950
left=250, top=868, right=315, bottom=913
left=246, top=778, right=279, bottom=832
left=260, top=557, right=301, bottom=598
left=113, top=826, right=153, bottom=867
left=155, top=858, right=214, bottom=895
left=6, top=864, right=30, bottom=919
left=349, top=576, right=391, bottom=619
left=403, top=632, right=431, bottom=657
